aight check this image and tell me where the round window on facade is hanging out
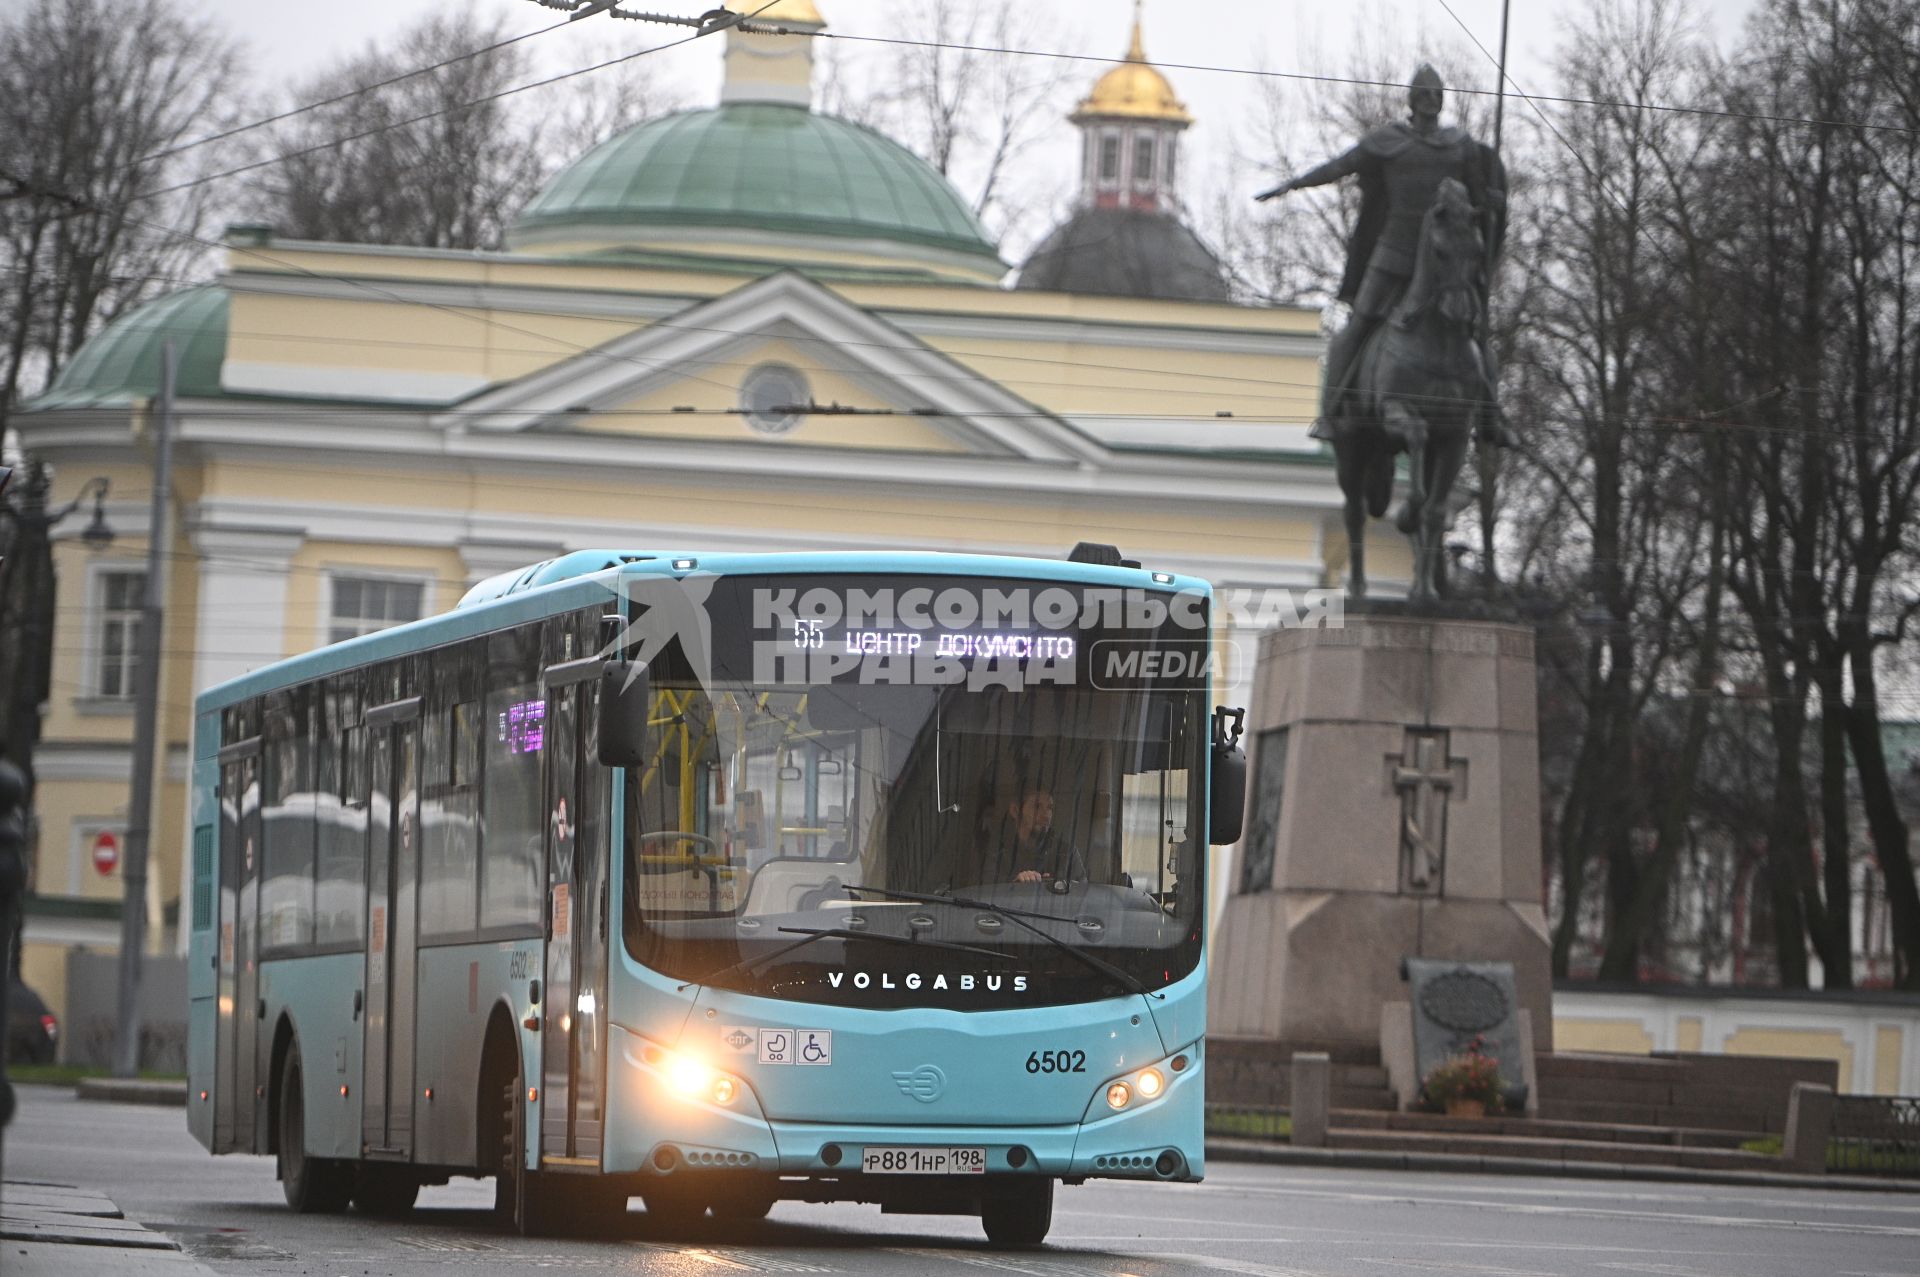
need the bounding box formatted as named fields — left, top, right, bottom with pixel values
left=742, top=363, right=810, bottom=435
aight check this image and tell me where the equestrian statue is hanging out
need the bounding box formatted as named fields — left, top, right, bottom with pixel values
left=1257, top=64, right=1510, bottom=601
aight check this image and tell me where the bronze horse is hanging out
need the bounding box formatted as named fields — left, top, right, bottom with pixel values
left=1331, top=178, right=1495, bottom=601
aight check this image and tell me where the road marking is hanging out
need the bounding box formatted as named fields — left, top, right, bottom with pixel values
left=1193, top=1170, right=1920, bottom=1216
left=1144, top=1178, right=1920, bottom=1237
left=1354, top=1261, right=1557, bottom=1275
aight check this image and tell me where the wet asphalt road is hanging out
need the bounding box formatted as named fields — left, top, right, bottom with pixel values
left=9, top=1084, right=1920, bottom=1276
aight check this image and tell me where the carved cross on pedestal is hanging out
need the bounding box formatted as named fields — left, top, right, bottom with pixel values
left=1387, top=728, right=1467, bottom=894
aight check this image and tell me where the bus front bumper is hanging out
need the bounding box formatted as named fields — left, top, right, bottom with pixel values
left=603, top=1023, right=1203, bottom=1184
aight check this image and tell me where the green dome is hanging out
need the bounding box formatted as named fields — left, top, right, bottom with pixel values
left=512, top=104, right=1001, bottom=268
left=34, top=286, right=229, bottom=408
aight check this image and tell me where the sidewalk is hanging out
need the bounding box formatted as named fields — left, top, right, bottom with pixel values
left=1206, top=1137, right=1920, bottom=1193
left=1, top=1181, right=216, bottom=1276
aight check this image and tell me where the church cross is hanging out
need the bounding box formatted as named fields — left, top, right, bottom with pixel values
left=1388, top=728, right=1466, bottom=894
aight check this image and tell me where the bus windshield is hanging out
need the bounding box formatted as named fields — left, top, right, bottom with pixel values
left=618, top=577, right=1208, bottom=1009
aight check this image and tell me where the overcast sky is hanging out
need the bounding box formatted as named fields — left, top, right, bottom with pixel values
left=179, top=0, right=1760, bottom=255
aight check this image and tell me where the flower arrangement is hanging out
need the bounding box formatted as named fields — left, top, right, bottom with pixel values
left=1419, top=1036, right=1504, bottom=1116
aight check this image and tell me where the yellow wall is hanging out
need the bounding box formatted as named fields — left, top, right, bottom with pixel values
left=283, top=540, right=468, bottom=658
left=1874, top=1026, right=1903, bottom=1095
left=1724, top=1027, right=1855, bottom=1094
left=1552, top=1018, right=1656, bottom=1055
left=593, top=337, right=966, bottom=451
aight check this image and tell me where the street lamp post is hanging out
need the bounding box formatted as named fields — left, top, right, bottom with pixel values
left=113, top=340, right=177, bottom=1079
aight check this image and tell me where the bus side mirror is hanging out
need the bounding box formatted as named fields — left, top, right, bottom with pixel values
left=1209, top=705, right=1247, bottom=845
left=598, top=661, right=651, bottom=767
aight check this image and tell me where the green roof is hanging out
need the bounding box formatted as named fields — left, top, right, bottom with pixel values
left=513, top=105, right=1002, bottom=266
left=32, top=286, right=229, bottom=408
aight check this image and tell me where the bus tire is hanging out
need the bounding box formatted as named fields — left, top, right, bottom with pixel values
left=709, top=1181, right=775, bottom=1223
left=980, top=1178, right=1053, bottom=1249
left=353, top=1164, right=420, bottom=1217
left=496, top=1055, right=561, bottom=1235
left=277, top=1050, right=352, bottom=1214
left=641, top=1178, right=708, bottom=1227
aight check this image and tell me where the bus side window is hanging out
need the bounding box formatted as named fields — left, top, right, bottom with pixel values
left=480, top=624, right=543, bottom=930
left=261, top=687, right=315, bottom=952
left=422, top=641, right=482, bottom=938
left=316, top=674, right=367, bottom=946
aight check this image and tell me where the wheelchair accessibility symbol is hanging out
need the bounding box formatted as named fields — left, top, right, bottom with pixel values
left=797, top=1030, right=832, bottom=1066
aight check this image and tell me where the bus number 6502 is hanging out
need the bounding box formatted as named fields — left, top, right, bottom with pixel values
left=1025, top=1049, right=1086, bottom=1074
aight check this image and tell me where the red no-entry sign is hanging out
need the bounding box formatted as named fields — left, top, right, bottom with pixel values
left=92, top=830, right=119, bottom=876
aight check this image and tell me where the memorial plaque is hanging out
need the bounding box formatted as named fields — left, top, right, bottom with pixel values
left=1403, top=957, right=1530, bottom=1110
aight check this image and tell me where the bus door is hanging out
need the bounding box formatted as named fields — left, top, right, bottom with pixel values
left=362, top=697, right=422, bottom=1158
left=540, top=659, right=609, bottom=1167
left=216, top=740, right=262, bottom=1153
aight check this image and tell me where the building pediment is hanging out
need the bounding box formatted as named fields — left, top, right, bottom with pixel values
left=438, top=271, right=1101, bottom=464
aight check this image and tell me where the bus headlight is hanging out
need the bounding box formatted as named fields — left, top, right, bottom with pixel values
left=1093, top=1053, right=1185, bottom=1116
left=659, top=1049, right=740, bottom=1107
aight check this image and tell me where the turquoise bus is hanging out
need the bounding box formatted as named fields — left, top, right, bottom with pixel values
left=185, top=550, right=1244, bottom=1247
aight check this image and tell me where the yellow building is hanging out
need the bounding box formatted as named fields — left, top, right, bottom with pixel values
left=12, top=4, right=1359, bottom=1041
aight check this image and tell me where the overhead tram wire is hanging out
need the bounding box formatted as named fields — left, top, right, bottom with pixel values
left=137, top=1, right=785, bottom=204
left=27, top=304, right=1894, bottom=443
left=69, top=0, right=1906, bottom=214
left=134, top=16, right=577, bottom=166
left=802, top=26, right=1912, bottom=141
left=28, top=253, right=1891, bottom=444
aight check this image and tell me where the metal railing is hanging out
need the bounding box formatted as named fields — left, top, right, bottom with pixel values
left=1204, top=1100, right=1292, bottom=1142
left=1829, top=1095, right=1920, bottom=1179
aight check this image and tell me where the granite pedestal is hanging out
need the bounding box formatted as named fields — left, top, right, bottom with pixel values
left=1208, top=613, right=1553, bottom=1054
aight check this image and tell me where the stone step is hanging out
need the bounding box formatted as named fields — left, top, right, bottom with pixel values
left=1331, top=1088, right=1395, bottom=1112
left=1326, top=1127, right=1781, bottom=1172
left=1329, top=1108, right=1757, bottom=1149
left=1538, top=1098, right=1790, bottom=1135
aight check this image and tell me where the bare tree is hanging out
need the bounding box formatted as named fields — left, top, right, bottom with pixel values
left=1710, top=0, right=1920, bottom=988
left=0, top=0, right=243, bottom=416
left=852, top=0, right=1076, bottom=248
left=533, top=31, right=690, bottom=161
left=246, top=11, right=547, bottom=250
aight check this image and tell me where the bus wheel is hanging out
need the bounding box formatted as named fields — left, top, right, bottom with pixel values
left=641, top=1178, right=709, bottom=1227
left=278, top=1051, right=352, bottom=1213
left=496, top=1064, right=560, bottom=1235
left=981, top=1178, right=1054, bottom=1249
left=353, top=1164, right=420, bottom=1217
left=709, top=1180, right=775, bottom=1223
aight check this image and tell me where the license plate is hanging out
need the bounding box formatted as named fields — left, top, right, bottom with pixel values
left=861, top=1145, right=987, bottom=1175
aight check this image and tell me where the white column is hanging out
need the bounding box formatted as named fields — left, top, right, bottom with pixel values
left=188, top=526, right=304, bottom=692
left=175, top=524, right=302, bottom=950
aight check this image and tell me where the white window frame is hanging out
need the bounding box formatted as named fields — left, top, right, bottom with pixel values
left=1133, top=133, right=1157, bottom=187
left=82, top=560, right=148, bottom=703
left=1097, top=130, right=1122, bottom=188
left=321, top=569, right=433, bottom=646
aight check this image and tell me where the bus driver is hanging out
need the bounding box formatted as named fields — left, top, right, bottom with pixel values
left=982, top=791, right=1087, bottom=886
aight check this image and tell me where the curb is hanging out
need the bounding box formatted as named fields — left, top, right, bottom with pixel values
left=3, top=1181, right=216, bottom=1273
left=1205, top=1138, right=1920, bottom=1194
left=73, top=1079, right=186, bottom=1107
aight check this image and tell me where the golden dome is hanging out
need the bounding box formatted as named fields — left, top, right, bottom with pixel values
left=724, top=0, right=824, bottom=26
left=1072, top=9, right=1192, bottom=126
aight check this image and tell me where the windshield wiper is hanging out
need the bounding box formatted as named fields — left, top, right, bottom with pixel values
left=684, top=922, right=1020, bottom=992
left=845, top=883, right=1161, bottom=1000
left=844, top=882, right=1077, bottom=925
